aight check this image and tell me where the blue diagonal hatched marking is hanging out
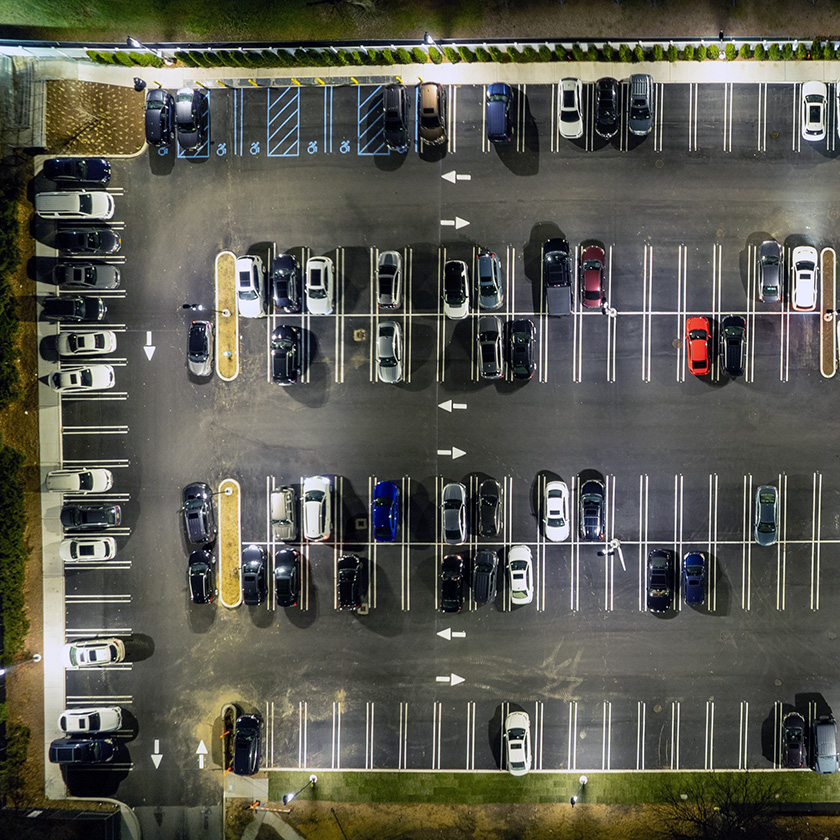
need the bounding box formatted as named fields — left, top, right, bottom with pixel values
left=357, top=85, right=389, bottom=156
left=267, top=88, right=301, bottom=157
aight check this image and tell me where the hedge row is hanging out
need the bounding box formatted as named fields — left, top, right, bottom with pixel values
left=86, top=39, right=837, bottom=68
left=0, top=721, right=30, bottom=808
left=0, top=441, right=27, bottom=662
left=0, top=182, right=21, bottom=412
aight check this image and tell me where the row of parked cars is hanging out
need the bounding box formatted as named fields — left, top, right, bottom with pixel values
left=782, top=709, right=839, bottom=773
left=144, top=87, right=208, bottom=150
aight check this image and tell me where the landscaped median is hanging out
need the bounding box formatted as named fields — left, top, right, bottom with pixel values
left=820, top=247, right=836, bottom=379
left=218, top=478, right=241, bottom=607
left=215, top=250, right=238, bottom=381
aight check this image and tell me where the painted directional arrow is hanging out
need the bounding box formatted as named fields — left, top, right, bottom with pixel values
left=442, top=170, right=472, bottom=183
left=440, top=217, right=470, bottom=229
left=196, top=739, right=208, bottom=769
left=437, top=447, right=466, bottom=459
left=438, top=400, right=468, bottom=412
left=151, top=739, right=163, bottom=768
left=436, top=673, right=465, bottom=686
left=437, top=628, right=467, bottom=641
left=143, top=330, right=156, bottom=361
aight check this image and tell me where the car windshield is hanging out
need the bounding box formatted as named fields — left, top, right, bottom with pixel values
left=689, top=328, right=707, bottom=340
left=762, top=254, right=780, bottom=265
left=685, top=566, right=704, bottom=576
left=305, top=490, right=324, bottom=503
left=797, top=262, right=815, bottom=273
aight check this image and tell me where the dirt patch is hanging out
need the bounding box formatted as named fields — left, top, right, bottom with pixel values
left=216, top=252, right=238, bottom=381
left=219, top=478, right=242, bottom=607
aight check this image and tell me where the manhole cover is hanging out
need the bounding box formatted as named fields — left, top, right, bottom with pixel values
left=716, top=228, right=725, bottom=239
left=354, top=517, right=367, bottom=530
left=775, top=678, right=782, bottom=686
left=655, top=159, right=664, bottom=169
left=653, top=704, right=662, bottom=713
left=353, top=329, right=366, bottom=342
left=770, top=130, right=780, bottom=139
left=672, top=338, right=682, bottom=350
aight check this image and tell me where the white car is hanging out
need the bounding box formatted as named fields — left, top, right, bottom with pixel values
left=56, top=330, right=117, bottom=356
left=305, top=256, right=335, bottom=315
left=235, top=254, right=266, bottom=318
left=442, top=260, right=469, bottom=320
left=791, top=245, right=819, bottom=311
left=376, top=321, right=403, bottom=384
left=49, top=364, right=115, bottom=393
left=63, top=638, right=125, bottom=668
left=836, top=80, right=840, bottom=140
left=302, top=475, right=332, bottom=541
left=802, top=81, right=827, bottom=141
left=46, top=468, right=113, bottom=494
left=508, top=545, right=533, bottom=605
left=59, top=537, right=117, bottom=562
left=559, top=77, right=584, bottom=139
left=504, top=710, right=532, bottom=776
left=543, top=480, right=570, bottom=542
left=59, top=706, right=122, bottom=734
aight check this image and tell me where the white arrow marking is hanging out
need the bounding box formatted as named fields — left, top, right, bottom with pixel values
left=456, top=174, right=471, bottom=181
left=440, top=217, right=470, bottom=229
left=146, top=332, right=152, bottom=344
left=451, top=446, right=465, bottom=459
left=154, top=740, right=160, bottom=752
left=437, top=628, right=451, bottom=640
left=452, top=630, right=466, bottom=638
left=437, top=448, right=451, bottom=456
left=196, top=740, right=208, bottom=755
left=152, top=754, right=163, bottom=768
left=439, top=399, right=452, bottom=412
left=442, top=171, right=472, bottom=183
left=437, top=628, right=467, bottom=640
left=199, top=754, right=205, bottom=769
left=143, top=331, right=156, bottom=360
left=453, top=403, right=467, bottom=410
left=436, top=673, right=465, bottom=685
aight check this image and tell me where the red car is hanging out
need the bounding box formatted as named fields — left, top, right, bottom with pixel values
left=580, top=245, right=605, bottom=308
left=686, top=316, right=711, bottom=376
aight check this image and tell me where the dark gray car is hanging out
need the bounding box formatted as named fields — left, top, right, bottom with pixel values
left=477, top=250, right=503, bottom=310
left=754, top=485, right=779, bottom=546
left=628, top=74, right=654, bottom=136
left=175, top=87, right=207, bottom=150
left=55, top=228, right=121, bottom=255
left=376, top=251, right=403, bottom=309
left=241, top=544, right=267, bottom=606
left=757, top=239, right=782, bottom=303
left=441, top=482, right=467, bottom=545
left=54, top=263, right=120, bottom=290
left=477, top=315, right=503, bottom=380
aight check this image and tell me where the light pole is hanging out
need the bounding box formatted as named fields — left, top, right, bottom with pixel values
left=182, top=303, right=231, bottom=318
left=283, top=774, right=317, bottom=806
left=570, top=774, right=587, bottom=807
left=0, top=654, right=41, bottom=678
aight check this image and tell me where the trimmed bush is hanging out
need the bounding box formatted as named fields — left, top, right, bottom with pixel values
left=115, top=52, right=134, bottom=66
left=781, top=43, right=793, bottom=60
left=175, top=51, right=194, bottom=66
left=683, top=45, right=694, bottom=60
left=395, top=47, right=412, bottom=64
left=824, top=43, right=835, bottom=60
left=707, top=44, right=719, bottom=60
left=293, top=48, right=311, bottom=66
left=652, top=44, right=664, bottom=61
left=204, top=51, right=223, bottom=66
left=523, top=46, right=538, bottom=62
left=538, top=45, right=552, bottom=62
left=507, top=46, right=523, bottom=63
left=412, top=47, right=428, bottom=64
left=443, top=46, right=460, bottom=64
left=572, top=44, right=585, bottom=61
left=696, top=45, right=707, bottom=61
left=753, top=44, right=765, bottom=60
left=334, top=50, right=349, bottom=66
left=740, top=44, right=752, bottom=59
left=489, top=46, right=507, bottom=63
left=667, top=45, right=678, bottom=62
left=811, top=39, right=821, bottom=58
left=475, top=47, right=490, bottom=62
left=634, top=45, right=646, bottom=62
left=190, top=50, right=209, bottom=67
left=601, top=44, right=613, bottom=61
left=796, top=43, right=807, bottom=60
left=618, top=44, right=632, bottom=62
left=429, top=47, right=443, bottom=65
left=458, top=45, right=476, bottom=62
left=725, top=43, right=737, bottom=61
left=366, top=49, right=381, bottom=65
left=380, top=49, right=396, bottom=66
left=587, top=45, right=598, bottom=61
left=554, top=45, right=567, bottom=61
left=0, top=441, right=27, bottom=659
left=0, top=721, right=30, bottom=809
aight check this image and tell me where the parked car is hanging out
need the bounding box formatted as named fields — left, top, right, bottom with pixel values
left=58, top=706, right=122, bottom=734
left=472, top=548, right=499, bottom=604
left=271, top=324, right=301, bottom=385
left=270, top=486, right=297, bottom=542
left=383, top=83, right=409, bottom=152
left=182, top=482, right=217, bottom=545
left=543, top=238, right=572, bottom=316
left=302, top=475, right=332, bottom=541
left=682, top=551, right=707, bottom=606
left=187, top=320, right=214, bottom=377
left=579, top=478, right=605, bottom=541
left=442, top=260, right=469, bottom=319
left=783, top=711, right=807, bottom=769
left=36, top=190, right=114, bottom=220
left=543, top=480, right=570, bottom=542
left=580, top=244, right=606, bottom=308
left=337, top=554, right=363, bottom=610
left=236, top=254, right=265, bottom=318
left=486, top=82, right=514, bottom=144
left=478, top=478, right=502, bottom=538
left=647, top=549, right=674, bottom=613
left=46, top=468, right=113, bottom=494
left=477, top=250, right=503, bottom=310
left=509, top=318, right=536, bottom=380
left=57, top=330, right=116, bottom=356
left=63, top=637, right=125, bottom=667
left=595, top=77, right=619, bottom=139
left=49, top=737, right=116, bottom=765
left=241, top=544, right=267, bottom=606
left=377, top=250, right=403, bottom=309
left=441, top=482, right=467, bottom=545
left=791, top=245, right=819, bottom=311
left=60, top=503, right=121, bottom=532
left=145, top=88, right=175, bottom=146
left=372, top=480, right=399, bottom=542
left=50, top=364, right=115, bottom=394
left=270, top=253, right=302, bottom=313
left=59, top=537, right=117, bottom=562
left=376, top=321, right=403, bottom=384
left=54, top=262, right=120, bottom=290
left=477, top=315, right=503, bottom=380
left=305, top=256, right=335, bottom=315
left=439, top=554, right=465, bottom=613
left=685, top=316, right=711, bottom=377
left=232, top=713, right=262, bottom=776
left=187, top=549, right=215, bottom=604
left=719, top=315, right=746, bottom=376
left=757, top=239, right=782, bottom=303
left=44, top=157, right=111, bottom=184
left=812, top=715, right=839, bottom=774
left=42, top=295, right=106, bottom=323
left=558, top=77, right=583, bottom=139
left=175, top=87, right=208, bottom=149
left=504, top=711, right=532, bottom=776
left=628, top=73, right=654, bottom=136
left=274, top=548, right=300, bottom=607
left=418, top=82, right=447, bottom=146
left=55, top=228, right=121, bottom=255
left=754, top=485, right=779, bottom=547
left=508, top=545, right=533, bottom=606
left=802, top=80, right=827, bottom=141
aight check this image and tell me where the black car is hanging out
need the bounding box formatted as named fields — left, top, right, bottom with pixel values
left=145, top=88, right=175, bottom=146
left=472, top=548, right=499, bottom=604
left=509, top=319, right=536, bottom=380
left=337, top=554, right=363, bottom=611
left=579, top=478, right=605, bottom=541
left=594, top=78, right=619, bottom=139
left=61, top=503, right=121, bottom=532
left=646, top=549, right=674, bottom=613
left=187, top=320, right=213, bottom=377
left=271, top=325, right=301, bottom=385
left=232, top=713, right=262, bottom=776
left=241, top=544, right=267, bottom=606
left=187, top=549, right=215, bottom=604
left=42, top=295, right=106, bottom=323
left=49, top=737, right=116, bottom=765
left=175, top=87, right=208, bottom=150
left=55, top=228, right=121, bottom=255
left=478, top=478, right=502, bottom=538
left=274, top=548, right=300, bottom=608
left=270, top=254, right=302, bottom=313
left=383, top=83, right=409, bottom=153
left=720, top=314, right=746, bottom=376
left=439, top=554, right=465, bottom=613
left=43, top=157, right=111, bottom=185
left=783, top=711, right=807, bottom=769
left=182, top=482, right=217, bottom=545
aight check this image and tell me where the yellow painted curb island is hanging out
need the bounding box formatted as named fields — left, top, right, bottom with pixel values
left=218, top=478, right=242, bottom=608
left=820, top=247, right=836, bottom=379
left=215, top=251, right=239, bottom=381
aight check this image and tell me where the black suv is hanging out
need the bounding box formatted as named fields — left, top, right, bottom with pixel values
left=182, top=482, right=217, bottom=545
left=187, top=549, right=215, bottom=604
left=720, top=315, right=746, bottom=376
left=646, top=549, right=674, bottom=613
left=232, top=713, right=262, bottom=776
left=145, top=88, right=175, bottom=146
left=439, top=555, right=465, bottom=613
left=175, top=87, right=208, bottom=150
left=509, top=319, right=536, bottom=380
left=42, top=295, right=106, bottom=323
left=274, top=548, right=300, bottom=608
left=271, top=325, right=301, bottom=385
left=241, top=545, right=267, bottom=606
left=579, top=478, right=606, bottom=541
left=383, top=83, right=409, bottom=152
left=270, top=254, right=302, bottom=313
left=61, top=504, right=121, bottom=532
left=49, top=737, right=116, bottom=765
left=472, top=549, right=499, bottom=605
left=337, top=554, right=363, bottom=611
left=783, top=711, right=807, bottom=769
left=478, top=478, right=502, bottom=538
left=594, top=78, right=619, bottom=139
left=55, top=228, right=121, bottom=255
left=44, top=157, right=111, bottom=184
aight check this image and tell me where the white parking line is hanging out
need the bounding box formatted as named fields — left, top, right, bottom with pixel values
left=431, top=700, right=442, bottom=769
left=811, top=470, right=822, bottom=611
left=449, top=85, right=458, bottom=155
left=738, top=700, right=749, bottom=769
left=638, top=474, right=649, bottom=612
left=605, top=244, right=615, bottom=383
left=757, top=83, right=768, bottom=152
left=601, top=700, right=612, bottom=770
left=398, top=701, right=409, bottom=769
left=364, top=701, right=375, bottom=769
left=711, top=243, right=723, bottom=382
left=741, top=473, right=753, bottom=610
left=550, top=84, right=558, bottom=153
left=436, top=247, right=446, bottom=382
left=708, top=472, right=719, bottom=612
left=777, top=471, right=787, bottom=612
left=368, top=247, right=377, bottom=383
left=641, top=244, right=653, bottom=381
left=792, top=83, right=801, bottom=153
left=722, top=82, right=733, bottom=152
left=675, top=244, right=688, bottom=383
left=673, top=473, right=683, bottom=613
left=516, top=85, right=527, bottom=155
left=401, top=475, right=411, bottom=611
left=567, top=699, right=578, bottom=770
left=465, top=700, right=476, bottom=769
left=405, top=246, right=414, bottom=383
left=331, top=701, right=341, bottom=769
left=570, top=475, right=580, bottom=612
left=704, top=700, right=715, bottom=769
left=772, top=700, right=784, bottom=768
left=688, top=83, right=699, bottom=151
left=636, top=700, right=646, bottom=769
left=65, top=594, right=130, bottom=604
left=670, top=701, right=681, bottom=769
left=63, top=425, right=128, bottom=435
left=654, top=83, right=664, bottom=152
left=298, top=700, right=308, bottom=768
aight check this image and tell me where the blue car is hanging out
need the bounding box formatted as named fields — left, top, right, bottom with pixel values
left=372, top=481, right=399, bottom=542
left=682, top=551, right=707, bottom=605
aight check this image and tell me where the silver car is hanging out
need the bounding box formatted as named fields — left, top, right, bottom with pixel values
left=270, top=486, right=297, bottom=542
left=754, top=485, right=779, bottom=547
left=477, top=315, right=503, bottom=380
left=377, top=251, right=402, bottom=309
left=376, top=321, right=403, bottom=384
left=441, top=482, right=467, bottom=545
left=187, top=320, right=213, bottom=377
left=757, top=240, right=782, bottom=303
left=54, top=263, right=120, bottom=290
left=477, top=250, right=503, bottom=310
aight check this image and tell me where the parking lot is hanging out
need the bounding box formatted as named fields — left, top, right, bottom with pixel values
left=41, top=78, right=840, bottom=805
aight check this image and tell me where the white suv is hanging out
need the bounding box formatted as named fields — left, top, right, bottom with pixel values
left=36, top=190, right=115, bottom=220
left=236, top=255, right=265, bottom=318
left=305, top=256, right=335, bottom=315
left=302, top=475, right=332, bottom=541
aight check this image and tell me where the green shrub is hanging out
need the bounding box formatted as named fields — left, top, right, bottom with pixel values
left=707, top=44, right=719, bottom=60
left=572, top=44, right=585, bottom=61
left=824, top=43, right=835, bottom=60
left=634, top=45, right=646, bottom=62
left=619, top=44, right=631, bottom=62
left=345, top=50, right=362, bottom=66
left=334, top=50, right=348, bottom=66
left=696, top=45, right=707, bottom=61
left=115, top=52, right=134, bottom=66
left=443, top=46, right=460, bottom=64
left=538, top=45, right=552, bottom=62
left=427, top=47, right=441, bottom=65
left=740, top=44, right=753, bottom=59
left=811, top=39, right=821, bottom=58
left=554, top=45, right=567, bottom=61
left=587, top=45, right=598, bottom=61
left=0, top=721, right=30, bottom=809
left=725, top=43, right=737, bottom=60
left=204, top=51, right=223, bottom=66
left=175, top=51, right=194, bottom=67
left=458, top=46, right=476, bottom=62
left=488, top=46, right=506, bottom=63
left=0, top=441, right=27, bottom=659
left=507, top=46, right=522, bottom=63
left=652, top=44, right=663, bottom=61
left=365, top=49, right=380, bottom=65
left=189, top=50, right=208, bottom=66
left=293, top=48, right=311, bottom=66
left=768, top=44, right=781, bottom=61
left=753, top=44, right=765, bottom=60
left=396, top=48, right=412, bottom=64
left=796, top=43, right=807, bottom=60
left=412, top=47, right=428, bottom=64
left=380, top=49, right=396, bottom=65
left=523, top=46, right=539, bottom=62
left=782, top=43, right=793, bottom=60
left=475, top=47, right=490, bottom=62
left=683, top=45, right=694, bottom=60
